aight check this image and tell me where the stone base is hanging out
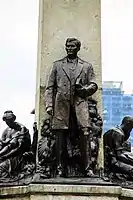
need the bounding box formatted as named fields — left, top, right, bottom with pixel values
left=32, top=176, right=115, bottom=186
left=0, top=184, right=132, bottom=200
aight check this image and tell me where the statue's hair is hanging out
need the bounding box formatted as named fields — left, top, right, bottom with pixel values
left=65, top=38, right=81, bottom=50
left=121, top=116, right=133, bottom=125
left=2, top=110, right=16, bottom=122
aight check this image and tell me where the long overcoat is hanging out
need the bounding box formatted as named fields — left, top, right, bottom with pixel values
left=45, top=57, right=97, bottom=130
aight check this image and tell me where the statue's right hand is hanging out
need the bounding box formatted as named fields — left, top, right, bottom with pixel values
left=46, top=107, right=53, bottom=116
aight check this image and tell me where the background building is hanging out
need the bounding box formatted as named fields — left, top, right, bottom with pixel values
left=102, top=81, right=133, bottom=145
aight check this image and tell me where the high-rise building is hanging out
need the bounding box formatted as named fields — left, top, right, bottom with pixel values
left=102, top=81, right=133, bottom=145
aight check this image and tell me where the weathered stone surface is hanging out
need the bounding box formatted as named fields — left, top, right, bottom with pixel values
left=0, top=184, right=133, bottom=200
left=31, top=196, right=118, bottom=200
left=0, top=185, right=30, bottom=199
left=120, top=188, right=133, bottom=200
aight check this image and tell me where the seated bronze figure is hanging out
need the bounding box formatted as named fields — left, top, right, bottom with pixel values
left=0, top=110, right=35, bottom=183
left=104, top=116, right=133, bottom=183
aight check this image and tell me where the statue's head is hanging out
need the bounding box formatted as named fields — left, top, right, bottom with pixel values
left=2, top=110, right=16, bottom=127
left=121, top=116, right=133, bottom=132
left=65, top=38, right=81, bottom=57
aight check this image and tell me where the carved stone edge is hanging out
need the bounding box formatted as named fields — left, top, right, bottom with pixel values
left=0, top=184, right=124, bottom=198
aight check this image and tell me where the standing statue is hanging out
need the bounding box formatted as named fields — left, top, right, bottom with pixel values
left=0, top=110, right=35, bottom=183
left=45, top=38, right=98, bottom=177
left=104, top=116, right=133, bottom=184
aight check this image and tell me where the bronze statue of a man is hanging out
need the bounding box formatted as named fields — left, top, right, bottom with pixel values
left=45, top=38, right=98, bottom=177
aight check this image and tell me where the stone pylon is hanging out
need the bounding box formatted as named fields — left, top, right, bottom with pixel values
left=35, top=0, right=103, bottom=170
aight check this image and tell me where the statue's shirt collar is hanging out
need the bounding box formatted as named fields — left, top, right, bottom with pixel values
left=67, top=57, right=78, bottom=64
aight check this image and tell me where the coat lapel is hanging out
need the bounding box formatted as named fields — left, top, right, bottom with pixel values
left=74, top=58, right=83, bottom=80
left=62, top=57, right=70, bottom=80
left=62, top=57, right=83, bottom=81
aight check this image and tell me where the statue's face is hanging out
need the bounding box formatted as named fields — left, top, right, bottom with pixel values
left=5, top=120, right=12, bottom=126
left=65, top=41, right=79, bottom=56
left=123, top=123, right=133, bottom=135
left=126, top=124, right=133, bottom=131
left=5, top=119, right=14, bottom=127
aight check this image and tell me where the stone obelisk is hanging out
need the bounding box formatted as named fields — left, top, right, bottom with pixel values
left=35, top=0, right=103, bottom=169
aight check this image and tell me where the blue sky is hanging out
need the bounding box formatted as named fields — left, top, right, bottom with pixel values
left=0, top=0, right=133, bottom=134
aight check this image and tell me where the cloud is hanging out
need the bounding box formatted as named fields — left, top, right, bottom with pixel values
left=0, top=0, right=38, bottom=137
left=102, top=0, right=133, bottom=92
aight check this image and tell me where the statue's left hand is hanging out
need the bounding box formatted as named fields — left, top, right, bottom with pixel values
left=76, top=83, right=97, bottom=98
left=76, top=87, right=88, bottom=98
left=86, top=83, right=98, bottom=96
